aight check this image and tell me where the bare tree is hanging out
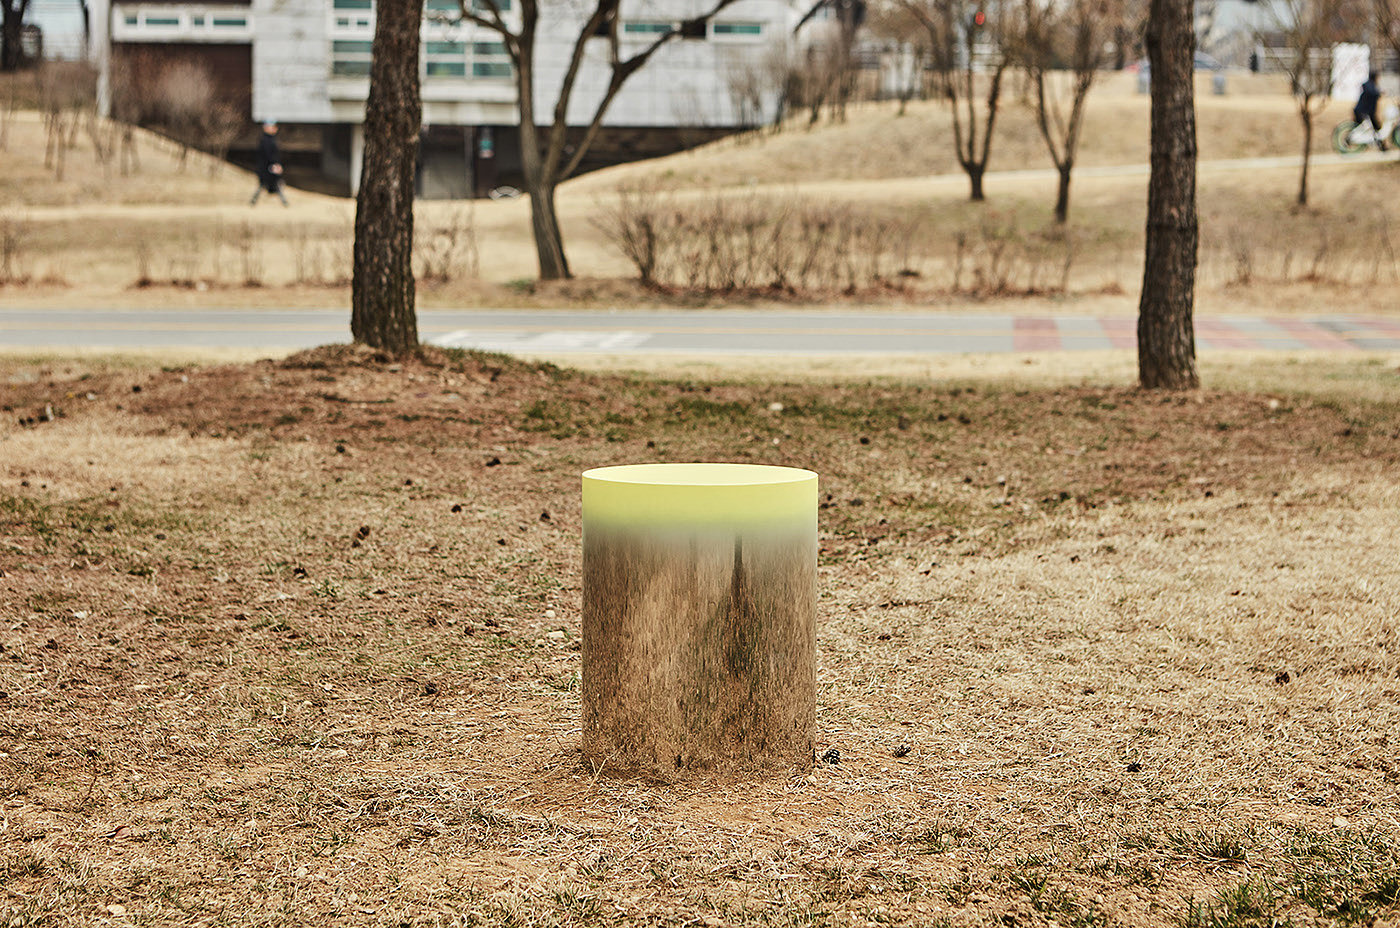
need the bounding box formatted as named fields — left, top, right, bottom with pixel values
left=724, top=50, right=770, bottom=131
left=792, top=34, right=847, bottom=125
left=863, top=4, right=931, bottom=114
left=446, top=0, right=746, bottom=280
left=900, top=0, right=1012, bottom=200
left=36, top=62, right=95, bottom=181
left=351, top=0, right=424, bottom=355
left=1263, top=0, right=1365, bottom=206
left=1017, top=0, right=1118, bottom=223
left=156, top=61, right=213, bottom=170
left=144, top=61, right=246, bottom=174
left=793, top=0, right=867, bottom=124
left=107, top=51, right=158, bottom=174
left=1137, top=0, right=1198, bottom=389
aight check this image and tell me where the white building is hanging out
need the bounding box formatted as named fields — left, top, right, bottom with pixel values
left=85, top=0, right=801, bottom=196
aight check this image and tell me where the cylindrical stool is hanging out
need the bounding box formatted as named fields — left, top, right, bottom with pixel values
left=581, top=463, right=817, bottom=777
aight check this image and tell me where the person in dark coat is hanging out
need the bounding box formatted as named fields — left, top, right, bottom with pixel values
left=1355, top=72, right=1387, bottom=151
left=251, top=122, right=289, bottom=205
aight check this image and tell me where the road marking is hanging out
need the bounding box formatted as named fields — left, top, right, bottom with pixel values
left=432, top=329, right=651, bottom=352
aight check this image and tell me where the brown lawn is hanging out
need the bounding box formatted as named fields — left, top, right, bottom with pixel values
left=2, top=347, right=1399, bottom=926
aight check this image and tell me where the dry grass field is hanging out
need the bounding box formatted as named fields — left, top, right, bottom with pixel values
left=3, top=72, right=1400, bottom=314
left=2, top=346, right=1399, bottom=927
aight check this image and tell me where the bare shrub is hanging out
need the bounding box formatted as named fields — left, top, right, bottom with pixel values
left=156, top=61, right=213, bottom=171
left=600, top=186, right=1077, bottom=297
left=414, top=207, right=480, bottom=284
left=237, top=222, right=264, bottom=287
left=595, top=184, right=670, bottom=286
left=291, top=224, right=353, bottom=287
left=132, top=240, right=154, bottom=288
left=0, top=212, right=28, bottom=284
left=148, top=61, right=244, bottom=174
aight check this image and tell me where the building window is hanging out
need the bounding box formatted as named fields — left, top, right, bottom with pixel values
left=470, top=38, right=511, bottom=77
left=425, top=39, right=466, bottom=77
left=712, top=22, right=761, bottom=35
left=332, top=38, right=373, bottom=75
left=123, top=13, right=138, bottom=25
left=144, top=15, right=180, bottom=26
left=333, top=0, right=373, bottom=9
left=622, top=21, right=671, bottom=34
left=191, top=13, right=205, bottom=26
left=471, top=0, right=512, bottom=13
left=211, top=15, right=247, bottom=27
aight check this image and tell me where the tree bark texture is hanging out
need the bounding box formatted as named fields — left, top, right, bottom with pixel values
left=1297, top=107, right=1312, bottom=207
left=529, top=175, right=570, bottom=280
left=351, top=0, right=424, bottom=356
left=581, top=465, right=817, bottom=777
left=968, top=165, right=985, bottom=201
left=1137, top=0, right=1200, bottom=390
left=1053, top=166, right=1073, bottom=224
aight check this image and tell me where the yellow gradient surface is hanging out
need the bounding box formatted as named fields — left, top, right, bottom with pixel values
left=583, top=463, right=817, bottom=529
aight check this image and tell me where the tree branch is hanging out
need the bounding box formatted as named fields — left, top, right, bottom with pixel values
left=558, top=0, right=746, bottom=180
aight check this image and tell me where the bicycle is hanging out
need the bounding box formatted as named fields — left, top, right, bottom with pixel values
left=1332, top=104, right=1400, bottom=154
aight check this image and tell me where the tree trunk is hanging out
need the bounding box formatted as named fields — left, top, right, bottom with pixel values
left=1137, top=0, right=1199, bottom=391
left=350, top=0, right=424, bottom=356
left=581, top=464, right=816, bottom=777
left=1298, top=107, right=1312, bottom=207
left=967, top=163, right=985, bottom=201
left=514, top=38, right=571, bottom=282
left=1053, top=164, right=1073, bottom=224
left=1, top=3, right=26, bottom=72
left=530, top=179, right=570, bottom=280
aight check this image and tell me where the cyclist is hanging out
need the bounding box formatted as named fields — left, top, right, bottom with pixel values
left=1355, top=71, right=1387, bottom=151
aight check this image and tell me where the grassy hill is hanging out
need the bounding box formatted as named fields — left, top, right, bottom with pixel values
left=1, top=73, right=1396, bottom=314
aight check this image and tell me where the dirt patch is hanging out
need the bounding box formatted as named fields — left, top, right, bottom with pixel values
left=2, top=349, right=1399, bottom=926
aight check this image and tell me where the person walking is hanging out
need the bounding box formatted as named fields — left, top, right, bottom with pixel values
left=1354, top=72, right=1387, bottom=151
left=250, top=122, right=289, bottom=205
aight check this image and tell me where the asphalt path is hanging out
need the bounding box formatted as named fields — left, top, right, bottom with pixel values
left=3, top=308, right=1400, bottom=355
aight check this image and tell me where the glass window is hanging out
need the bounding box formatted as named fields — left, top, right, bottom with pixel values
left=425, top=40, right=463, bottom=54
left=332, top=59, right=372, bottom=76
left=424, top=0, right=458, bottom=10
left=191, top=14, right=205, bottom=25
left=471, top=0, right=511, bottom=12
left=123, top=13, right=138, bottom=25
left=212, top=15, right=247, bottom=27
left=426, top=61, right=466, bottom=76
left=623, top=21, right=671, bottom=34
left=472, top=61, right=512, bottom=77
left=145, top=15, right=180, bottom=26
left=332, top=36, right=373, bottom=77
left=472, top=41, right=506, bottom=55
left=333, top=0, right=373, bottom=9
left=712, top=22, right=761, bottom=35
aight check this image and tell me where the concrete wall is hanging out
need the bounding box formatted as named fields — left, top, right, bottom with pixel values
left=252, top=0, right=334, bottom=122
left=532, top=0, right=793, bottom=127
left=244, top=0, right=795, bottom=128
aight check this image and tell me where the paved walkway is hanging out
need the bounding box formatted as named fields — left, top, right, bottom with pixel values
left=2, top=309, right=1399, bottom=354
